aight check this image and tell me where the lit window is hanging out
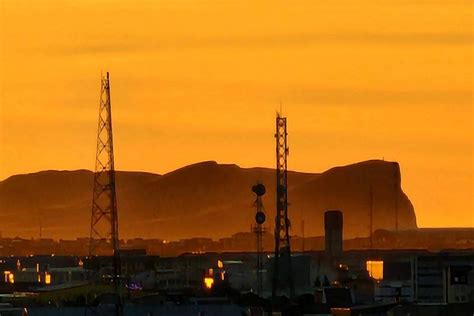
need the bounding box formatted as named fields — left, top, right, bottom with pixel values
left=204, top=277, right=214, bottom=289
left=45, top=272, right=51, bottom=285
left=8, top=273, right=14, bottom=284
left=4, top=271, right=11, bottom=283
left=366, top=260, right=383, bottom=280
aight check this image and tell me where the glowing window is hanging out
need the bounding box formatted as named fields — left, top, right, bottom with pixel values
left=4, top=271, right=11, bottom=283
left=8, top=273, right=14, bottom=284
left=45, top=272, right=51, bottom=285
left=366, top=260, right=383, bottom=280
left=204, top=277, right=214, bottom=289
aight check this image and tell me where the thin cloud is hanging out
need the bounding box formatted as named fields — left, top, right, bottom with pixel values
left=288, top=89, right=472, bottom=106
left=58, top=31, right=473, bottom=56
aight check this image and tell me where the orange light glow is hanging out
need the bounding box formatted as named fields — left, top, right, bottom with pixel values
left=366, top=260, right=384, bottom=280
left=217, top=260, right=223, bottom=269
left=204, top=277, right=214, bottom=289
left=4, top=271, right=11, bottom=283
left=4, top=272, right=15, bottom=284
left=44, top=272, right=51, bottom=285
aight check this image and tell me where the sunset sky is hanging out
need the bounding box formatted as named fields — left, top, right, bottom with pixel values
left=0, top=0, right=472, bottom=228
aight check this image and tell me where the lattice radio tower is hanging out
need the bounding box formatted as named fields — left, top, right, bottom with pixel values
left=272, top=113, right=294, bottom=299
left=89, top=72, right=121, bottom=290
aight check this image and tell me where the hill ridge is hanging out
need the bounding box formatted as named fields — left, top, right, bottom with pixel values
left=0, top=160, right=416, bottom=240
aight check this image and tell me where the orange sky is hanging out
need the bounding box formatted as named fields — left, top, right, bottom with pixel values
left=0, top=0, right=472, bottom=228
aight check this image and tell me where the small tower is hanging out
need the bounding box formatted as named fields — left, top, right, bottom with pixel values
left=252, top=183, right=266, bottom=296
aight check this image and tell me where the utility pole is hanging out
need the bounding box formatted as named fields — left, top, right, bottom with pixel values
left=38, top=207, right=42, bottom=239
left=370, top=185, right=374, bottom=249
left=394, top=162, right=399, bottom=231
left=301, top=219, right=305, bottom=253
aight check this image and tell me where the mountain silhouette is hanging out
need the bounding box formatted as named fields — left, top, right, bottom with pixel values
left=0, top=160, right=416, bottom=240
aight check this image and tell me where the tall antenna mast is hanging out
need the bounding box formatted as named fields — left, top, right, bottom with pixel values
left=369, top=184, right=374, bottom=249
left=89, top=73, right=122, bottom=312
left=37, top=207, right=42, bottom=239
left=252, top=183, right=266, bottom=297
left=301, top=219, right=305, bottom=253
left=394, top=162, right=399, bottom=231
left=272, top=113, right=294, bottom=299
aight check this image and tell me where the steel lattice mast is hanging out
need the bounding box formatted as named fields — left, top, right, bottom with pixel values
left=272, top=113, right=294, bottom=299
left=252, top=183, right=267, bottom=297
left=89, top=72, right=121, bottom=289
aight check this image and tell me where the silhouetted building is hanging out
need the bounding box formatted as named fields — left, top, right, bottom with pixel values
left=325, top=210, right=343, bottom=257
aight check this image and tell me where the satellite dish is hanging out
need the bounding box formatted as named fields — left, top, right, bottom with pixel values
left=252, top=183, right=266, bottom=196
left=255, top=211, right=266, bottom=224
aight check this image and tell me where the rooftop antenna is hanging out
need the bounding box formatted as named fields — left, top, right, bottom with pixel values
left=36, top=206, right=43, bottom=239
left=369, top=184, right=374, bottom=249
left=301, top=219, right=305, bottom=253
left=394, top=162, right=399, bottom=231
left=252, top=183, right=267, bottom=297
left=39, top=211, right=42, bottom=239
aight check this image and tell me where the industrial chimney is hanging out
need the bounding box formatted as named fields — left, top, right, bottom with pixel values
left=324, top=210, right=343, bottom=257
